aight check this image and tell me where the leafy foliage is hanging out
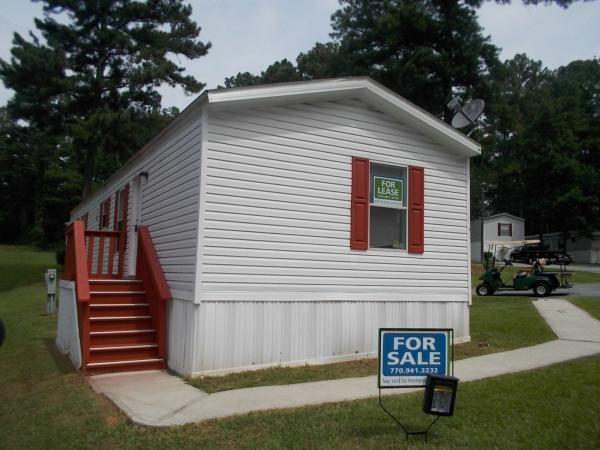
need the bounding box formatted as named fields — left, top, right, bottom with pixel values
left=224, top=0, right=500, bottom=120
left=479, top=57, right=600, bottom=240
left=0, top=1, right=209, bottom=244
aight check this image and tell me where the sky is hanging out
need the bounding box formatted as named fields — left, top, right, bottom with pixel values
left=0, top=0, right=598, bottom=111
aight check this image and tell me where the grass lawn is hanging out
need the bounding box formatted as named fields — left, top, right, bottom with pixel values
left=2, top=245, right=599, bottom=449
left=0, top=245, right=58, bottom=291
left=568, top=297, right=600, bottom=320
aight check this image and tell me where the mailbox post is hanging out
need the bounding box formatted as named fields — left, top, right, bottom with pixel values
left=45, top=269, right=57, bottom=314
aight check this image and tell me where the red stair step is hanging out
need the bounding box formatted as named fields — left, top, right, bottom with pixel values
left=89, top=316, right=153, bottom=332
left=90, top=329, right=157, bottom=346
left=90, top=303, right=150, bottom=317
left=89, top=344, right=159, bottom=362
left=85, top=358, right=165, bottom=374
left=88, top=279, right=144, bottom=292
left=89, top=291, right=146, bottom=304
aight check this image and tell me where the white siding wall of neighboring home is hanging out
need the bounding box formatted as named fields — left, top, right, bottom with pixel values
left=71, top=110, right=203, bottom=303
left=198, top=99, right=470, bottom=300
left=484, top=215, right=524, bottom=242
left=192, top=300, right=469, bottom=376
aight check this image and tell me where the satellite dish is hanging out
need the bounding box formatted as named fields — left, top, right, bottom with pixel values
left=447, top=97, right=485, bottom=129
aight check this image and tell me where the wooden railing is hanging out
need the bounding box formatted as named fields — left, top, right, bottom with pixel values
left=62, top=220, right=91, bottom=367
left=85, top=229, right=126, bottom=279
left=136, top=225, right=171, bottom=360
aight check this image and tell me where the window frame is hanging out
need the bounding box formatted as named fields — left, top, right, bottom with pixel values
left=498, top=222, right=512, bottom=237
left=368, top=161, right=409, bottom=251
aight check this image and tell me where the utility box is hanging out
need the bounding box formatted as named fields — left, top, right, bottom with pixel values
left=422, top=374, right=459, bottom=416
left=45, top=269, right=57, bottom=314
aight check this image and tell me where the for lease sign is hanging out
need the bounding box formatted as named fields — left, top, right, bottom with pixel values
left=373, top=176, right=403, bottom=207
left=378, top=329, right=451, bottom=388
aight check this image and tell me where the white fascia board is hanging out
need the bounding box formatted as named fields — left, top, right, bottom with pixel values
left=485, top=212, right=525, bottom=222
left=206, top=77, right=366, bottom=108
left=206, top=77, right=481, bottom=158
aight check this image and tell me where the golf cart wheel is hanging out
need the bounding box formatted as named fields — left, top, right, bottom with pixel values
left=532, top=282, right=551, bottom=297
left=476, top=284, right=493, bottom=296
left=528, top=257, right=534, bottom=265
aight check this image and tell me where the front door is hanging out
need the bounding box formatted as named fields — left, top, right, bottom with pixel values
left=127, top=174, right=145, bottom=277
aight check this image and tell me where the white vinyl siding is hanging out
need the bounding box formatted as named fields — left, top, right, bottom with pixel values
left=71, top=111, right=202, bottom=301
left=199, top=99, right=469, bottom=300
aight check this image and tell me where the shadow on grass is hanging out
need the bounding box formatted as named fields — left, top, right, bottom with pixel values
left=43, top=337, right=76, bottom=374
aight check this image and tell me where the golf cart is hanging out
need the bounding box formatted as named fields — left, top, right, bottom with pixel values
left=475, top=240, right=573, bottom=297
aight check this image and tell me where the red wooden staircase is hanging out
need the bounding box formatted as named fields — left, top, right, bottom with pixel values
left=86, top=279, right=164, bottom=373
left=63, top=221, right=170, bottom=374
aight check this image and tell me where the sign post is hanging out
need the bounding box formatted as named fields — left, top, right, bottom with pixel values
left=377, top=328, right=457, bottom=441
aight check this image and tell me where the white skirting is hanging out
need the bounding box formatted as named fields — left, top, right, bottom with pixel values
left=166, top=298, right=470, bottom=377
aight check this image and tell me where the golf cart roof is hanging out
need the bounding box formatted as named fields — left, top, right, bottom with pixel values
left=487, top=239, right=541, bottom=245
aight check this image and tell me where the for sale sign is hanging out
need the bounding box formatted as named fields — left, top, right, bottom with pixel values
left=378, top=329, right=452, bottom=388
left=373, top=176, right=403, bottom=208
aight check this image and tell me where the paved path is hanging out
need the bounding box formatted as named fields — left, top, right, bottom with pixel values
left=89, top=299, right=600, bottom=427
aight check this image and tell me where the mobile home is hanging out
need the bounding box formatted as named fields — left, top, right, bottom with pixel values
left=57, top=78, right=480, bottom=377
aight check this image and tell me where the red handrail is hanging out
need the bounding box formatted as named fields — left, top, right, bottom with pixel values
left=85, top=229, right=125, bottom=278
left=62, top=221, right=90, bottom=302
left=136, top=225, right=171, bottom=359
left=62, top=220, right=91, bottom=367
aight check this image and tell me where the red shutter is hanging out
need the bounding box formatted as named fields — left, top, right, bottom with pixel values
left=497, top=223, right=501, bottom=236
left=509, top=223, right=513, bottom=237
left=350, top=157, right=369, bottom=250
left=408, top=165, right=425, bottom=254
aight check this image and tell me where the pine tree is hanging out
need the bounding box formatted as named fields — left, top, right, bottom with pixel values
left=1, top=0, right=210, bottom=197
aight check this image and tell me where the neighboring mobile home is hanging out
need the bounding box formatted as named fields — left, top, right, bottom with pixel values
left=58, top=78, right=480, bottom=377
left=471, top=213, right=525, bottom=262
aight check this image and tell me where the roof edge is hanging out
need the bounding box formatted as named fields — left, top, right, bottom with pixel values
left=206, top=77, right=481, bottom=158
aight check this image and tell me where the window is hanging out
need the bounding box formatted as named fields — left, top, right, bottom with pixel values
left=350, top=157, right=424, bottom=253
left=369, top=163, right=407, bottom=249
left=116, top=189, right=126, bottom=232
left=498, top=223, right=512, bottom=237
left=114, top=187, right=129, bottom=251
left=100, top=198, right=111, bottom=229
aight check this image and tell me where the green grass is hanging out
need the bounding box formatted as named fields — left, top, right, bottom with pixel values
left=191, top=296, right=555, bottom=393
left=568, top=297, right=600, bottom=320
left=0, top=244, right=58, bottom=291
left=1, top=245, right=599, bottom=449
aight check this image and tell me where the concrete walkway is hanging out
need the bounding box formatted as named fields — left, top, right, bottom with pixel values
left=88, top=299, right=600, bottom=427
